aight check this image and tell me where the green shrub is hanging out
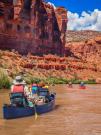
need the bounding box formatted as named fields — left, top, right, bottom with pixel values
left=45, top=77, right=68, bottom=84
left=31, top=77, right=42, bottom=83
left=24, top=76, right=42, bottom=84
left=70, top=78, right=96, bottom=84
left=84, top=79, right=96, bottom=84
left=0, top=68, right=11, bottom=89
left=22, top=75, right=97, bottom=85
left=70, top=79, right=81, bottom=84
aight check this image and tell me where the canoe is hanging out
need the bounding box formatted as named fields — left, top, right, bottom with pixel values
left=68, top=85, right=73, bottom=88
left=3, top=96, right=55, bottom=119
left=79, top=86, right=86, bottom=89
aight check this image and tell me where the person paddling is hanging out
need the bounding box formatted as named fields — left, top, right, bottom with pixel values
left=38, top=82, right=51, bottom=102
left=79, top=81, right=86, bottom=89
left=68, top=81, right=73, bottom=88
left=30, top=82, right=39, bottom=102
left=31, top=83, right=39, bottom=95
left=10, top=75, right=30, bottom=107
left=11, top=76, right=30, bottom=96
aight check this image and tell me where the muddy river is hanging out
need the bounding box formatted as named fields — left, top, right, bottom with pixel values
left=0, top=85, right=101, bottom=135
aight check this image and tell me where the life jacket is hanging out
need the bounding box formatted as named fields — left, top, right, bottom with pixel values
left=32, top=86, right=38, bottom=94
left=12, top=85, right=24, bottom=93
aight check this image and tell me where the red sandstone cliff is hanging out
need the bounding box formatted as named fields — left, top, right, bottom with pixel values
left=0, top=1, right=101, bottom=81
left=65, top=32, right=101, bottom=81
left=0, top=0, right=67, bottom=55
left=65, top=33, right=101, bottom=63
left=0, top=49, right=101, bottom=82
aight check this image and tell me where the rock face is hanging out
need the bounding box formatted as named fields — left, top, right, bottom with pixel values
left=65, top=32, right=101, bottom=80
left=66, top=30, right=101, bottom=43
left=65, top=36, right=101, bottom=62
left=65, top=31, right=101, bottom=61
left=0, top=0, right=67, bottom=56
left=1, top=50, right=101, bottom=82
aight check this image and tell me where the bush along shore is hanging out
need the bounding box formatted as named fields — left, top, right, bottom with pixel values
left=0, top=68, right=11, bottom=89
left=0, top=69, right=97, bottom=89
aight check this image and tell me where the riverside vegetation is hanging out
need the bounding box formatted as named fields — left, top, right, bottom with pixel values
left=0, top=68, right=96, bottom=89
left=0, top=48, right=100, bottom=89
left=0, top=30, right=101, bottom=89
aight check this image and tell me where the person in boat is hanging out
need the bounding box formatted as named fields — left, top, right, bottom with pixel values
left=43, top=85, right=49, bottom=89
left=37, top=82, right=52, bottom=102
left=80, top=81, right=85, bottom=88
left=10, top=75, right=30, bottom=107
left=31, top=82, right=39, bottom=95
left=68, top=81, right=73, bottom=88
left=29, top=82, right=39, bottom=102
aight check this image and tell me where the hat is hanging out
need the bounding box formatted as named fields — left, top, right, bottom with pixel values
left=81, top=81, right=84, bottom=84
left=12, top=76, right=26, bottom=85
left=68, top=82, right=72, bottom=84
left=43, top=85, right=49, bottom=89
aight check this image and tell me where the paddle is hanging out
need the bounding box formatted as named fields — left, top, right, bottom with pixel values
left=33, top=104, right=38, bottom=120
left=28, top=98, right=38, bottom=120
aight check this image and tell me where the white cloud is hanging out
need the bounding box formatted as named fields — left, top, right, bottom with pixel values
left=68, top=9, right=101, bottom=31
left=46, top=1, right=101, bottom=31
left=47, top=2, right=56, bottom=9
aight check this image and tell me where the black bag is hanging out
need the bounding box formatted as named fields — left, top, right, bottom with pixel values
left=10, top=92, right=28, bottom=107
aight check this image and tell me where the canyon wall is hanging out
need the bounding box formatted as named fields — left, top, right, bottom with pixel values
left=65, top=31, right=101, bottom=63
left=0, top=0, right=67, bottom=56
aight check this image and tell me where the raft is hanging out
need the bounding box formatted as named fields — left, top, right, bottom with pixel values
left=3, top=95, right=55, bottom=119
left=79, top=86, right=86, bottom=89
left=68, top=85, right=73, bottom=88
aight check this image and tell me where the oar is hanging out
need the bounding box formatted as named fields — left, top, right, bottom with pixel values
left=29, top=98, right=38, bottom=120
left=33, top=104, right=38, bottom=120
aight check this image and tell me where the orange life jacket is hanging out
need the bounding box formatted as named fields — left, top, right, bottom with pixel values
left=12, top=85, right=24, bottom=93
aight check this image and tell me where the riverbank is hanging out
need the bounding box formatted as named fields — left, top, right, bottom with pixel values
left=0, top=50, right=101, bottom=89
left=0, top=50, right=101, bottom=87
left=0, top=67, right=98, bottom=89
left=0, top=73, right=97, bottom=90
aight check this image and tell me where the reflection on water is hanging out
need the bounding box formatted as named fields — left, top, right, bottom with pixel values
left=0, top=85, right=101, bottom=135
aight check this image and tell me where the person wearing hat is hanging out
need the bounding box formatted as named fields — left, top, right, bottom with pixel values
left=43, top=85, right=49, bottom=89
left=38, top=82, right=49, bottom=89
left=79, top=81, right=86, bottom=89
left=37, top=81, right=51, bottom=103
left=68, top=81, right=73, bottom=88
left=80, top=81, right=85, bottom=87
left=31, top=83, right=38, bottom=95
left=10, top=75, right=31, bottom=107
left=11, top=75, right=30, bottom=96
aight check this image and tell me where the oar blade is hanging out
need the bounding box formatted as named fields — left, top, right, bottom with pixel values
left=35, top=113, right=38, bottom=120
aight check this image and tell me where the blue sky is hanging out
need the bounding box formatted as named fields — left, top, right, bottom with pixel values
left=47, top=0, right=101, bottom=31
left=48, top=0, right=101, bottom=14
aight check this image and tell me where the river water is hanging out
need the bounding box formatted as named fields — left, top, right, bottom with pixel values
left=0, top=85, right=101, bottom=135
